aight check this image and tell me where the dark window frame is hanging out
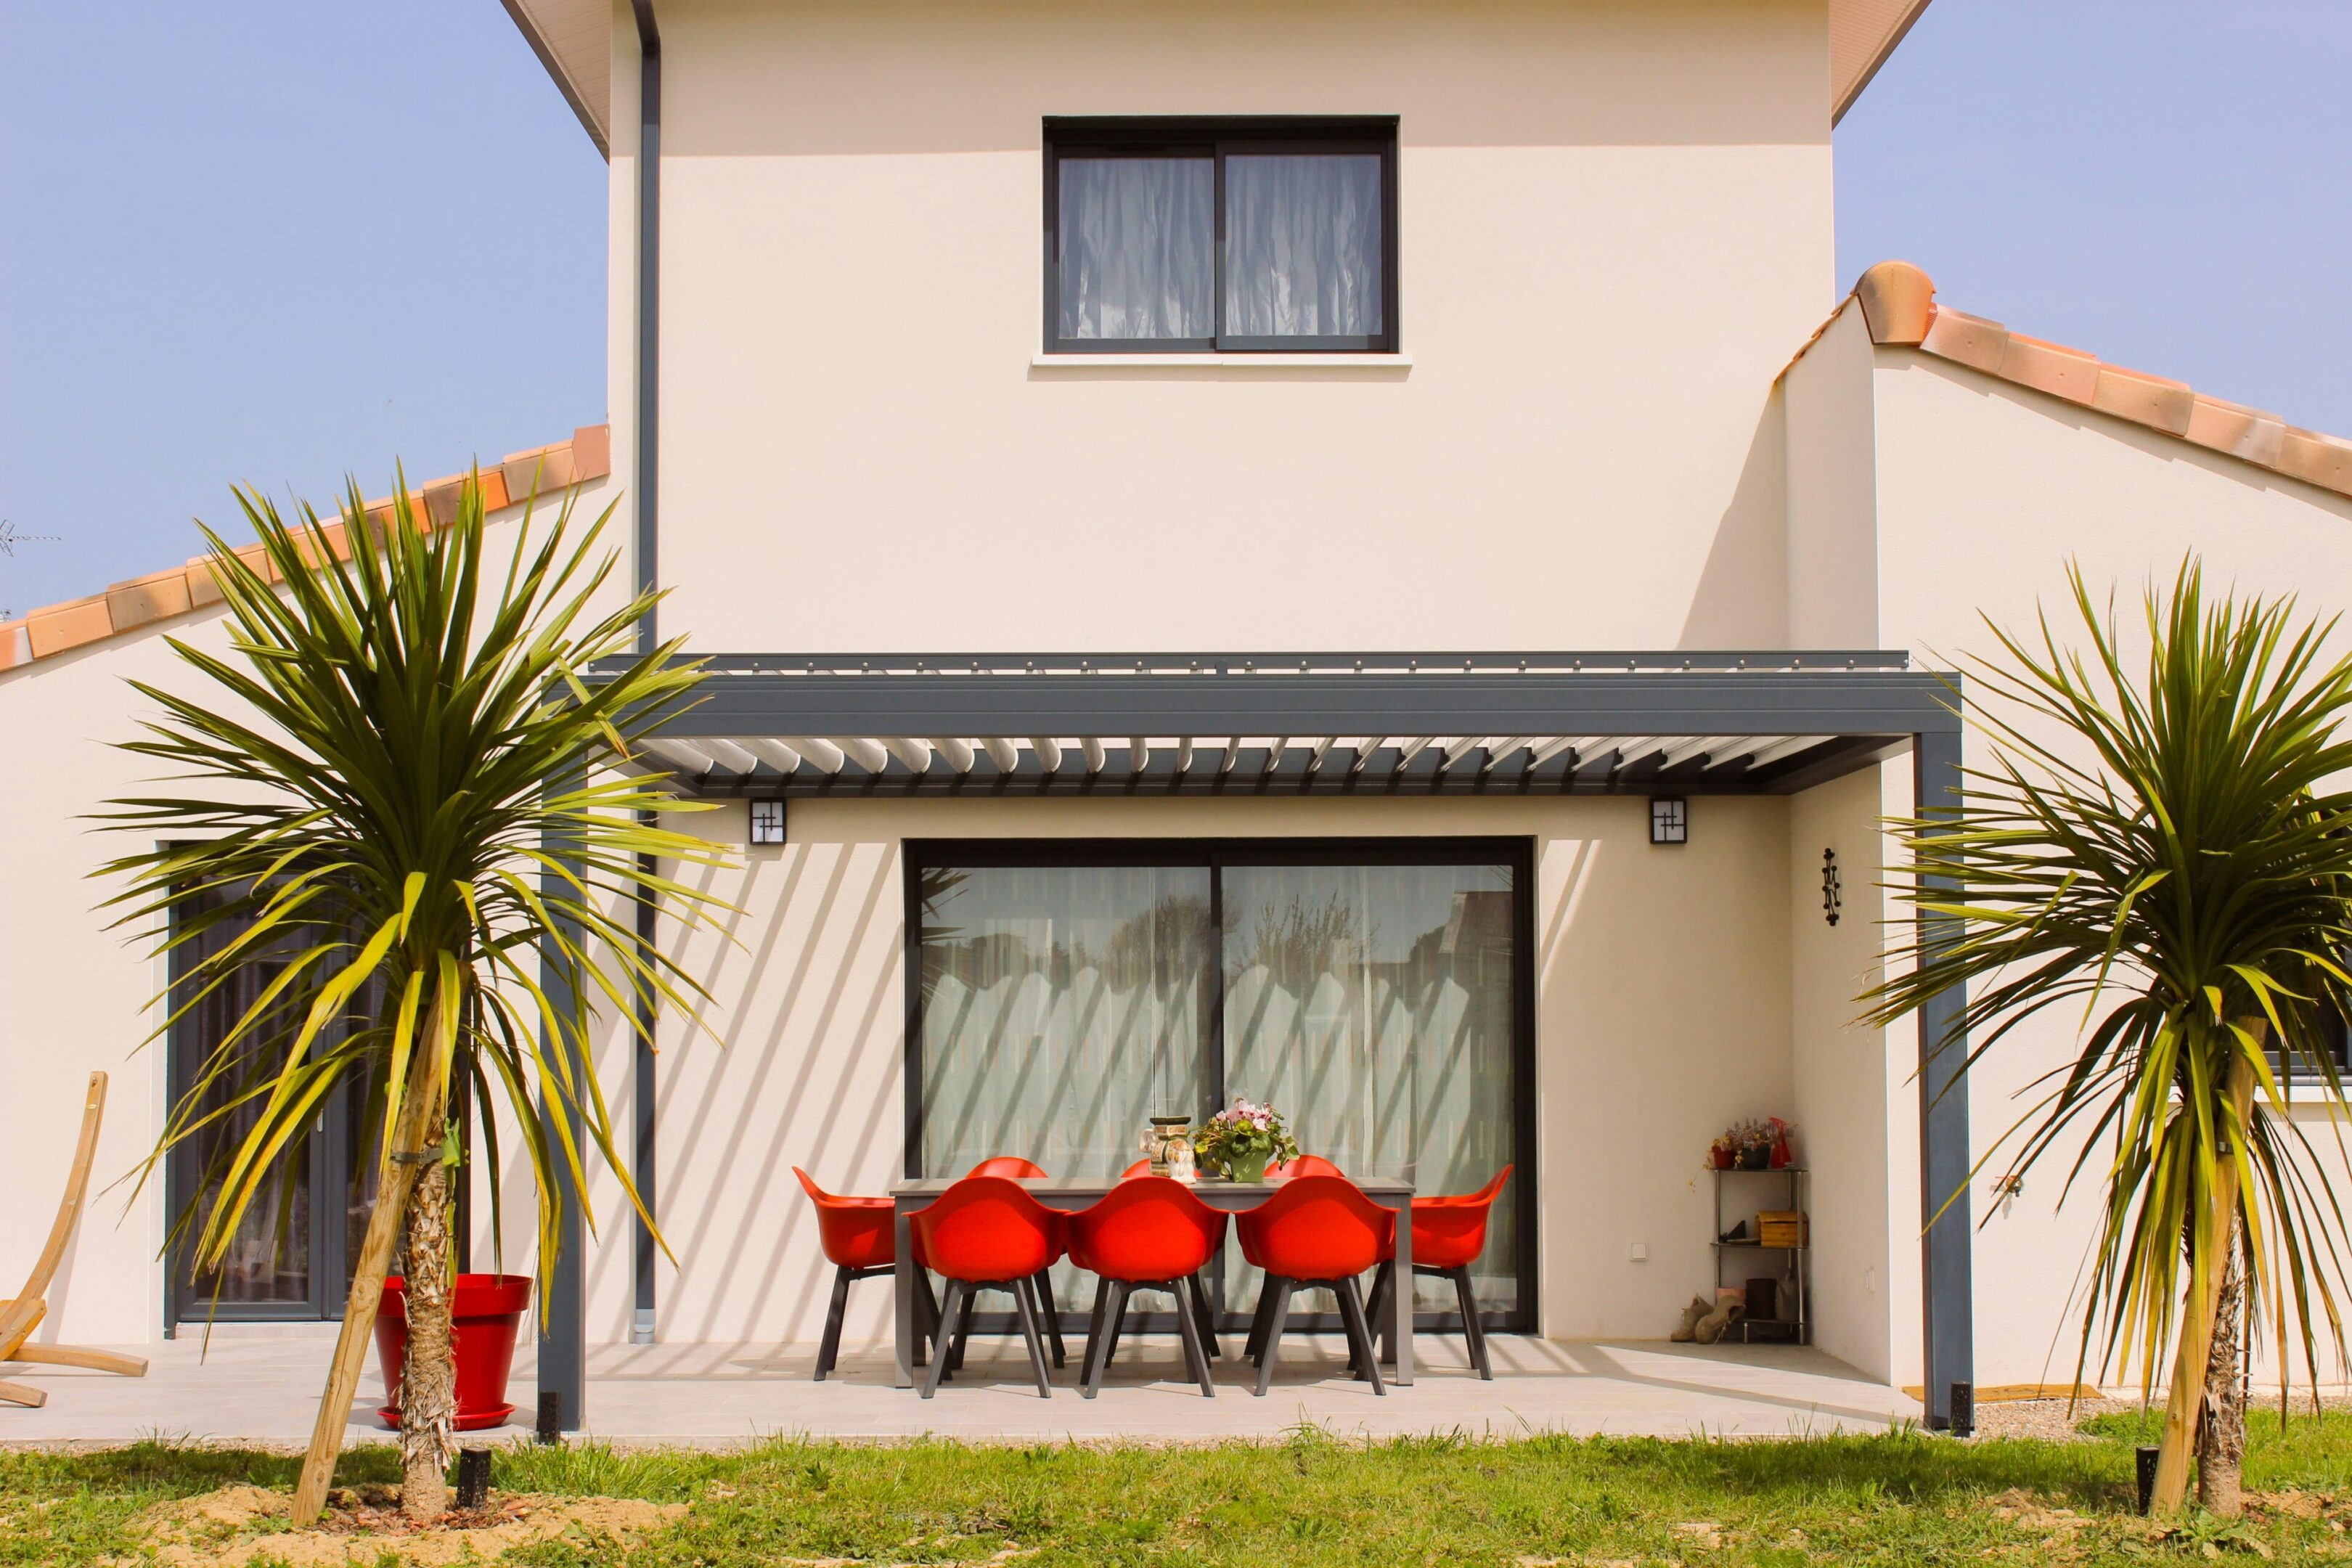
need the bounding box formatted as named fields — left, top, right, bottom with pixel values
left=903, top=835, right=1536, bottom=1335
left=2274, top=1003, right=2352, bottom=1087
left=1042, top=116, right=1401, bottom=355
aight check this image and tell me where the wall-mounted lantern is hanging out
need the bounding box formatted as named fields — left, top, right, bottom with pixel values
left=1649, top=796, right=1687, bottom=845
left=750, top=798, right=787, bottom=846
left=1821, top=847, right=1842, bottom=926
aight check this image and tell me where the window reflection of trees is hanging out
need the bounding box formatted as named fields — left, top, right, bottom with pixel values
left=915, top=859, right=1521, bottom=1320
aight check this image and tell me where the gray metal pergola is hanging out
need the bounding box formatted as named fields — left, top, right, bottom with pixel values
left=538, top=650, right=1975, bottom=1430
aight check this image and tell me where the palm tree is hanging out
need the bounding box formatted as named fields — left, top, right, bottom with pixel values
left=1866, top=560, right=2352, bottom=1514
left=100, top=475, right=730, bottom=1522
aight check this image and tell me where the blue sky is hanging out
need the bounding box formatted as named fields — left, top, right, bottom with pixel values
left=3, top=1, right=2348, bottom=618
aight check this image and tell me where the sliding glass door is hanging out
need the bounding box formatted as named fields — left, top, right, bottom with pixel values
left=163, top=882, right=442, bottom=1327
left=910, top=840, right=1533, bottom=1331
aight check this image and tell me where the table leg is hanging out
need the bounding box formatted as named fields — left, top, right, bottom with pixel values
left=894, top=1203, right=916, bottom=1389
left=1391, top=1201, right=1413, bottom=1387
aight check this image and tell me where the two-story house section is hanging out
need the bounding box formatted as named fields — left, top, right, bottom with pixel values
left=6, top=0, right=2352, bottom=1434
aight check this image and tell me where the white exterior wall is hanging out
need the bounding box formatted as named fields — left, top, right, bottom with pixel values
left=0, top=483, right=614, bottom=1348
left=1869, top=350, right=2352, bottom=1391
left=1787, top=764, right=1903, bottom=1384
left=634, top=0, right=1834, bottom=653
left=589, top=794, right=1796, bottom=1349
left=1781, top=304, right=1879, bottom=649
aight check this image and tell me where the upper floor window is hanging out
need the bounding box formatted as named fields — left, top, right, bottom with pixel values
left=1045, top=118, right=1398, bottom=354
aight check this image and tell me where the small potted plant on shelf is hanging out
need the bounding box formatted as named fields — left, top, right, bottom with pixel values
left=1194, top=1097, right=1299, bottom=1183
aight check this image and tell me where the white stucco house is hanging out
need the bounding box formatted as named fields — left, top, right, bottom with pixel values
left=6, top=0, right=2352, bottom=1437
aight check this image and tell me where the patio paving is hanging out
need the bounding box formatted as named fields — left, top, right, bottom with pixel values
left=1, top=1330, right=1919, bottom=1447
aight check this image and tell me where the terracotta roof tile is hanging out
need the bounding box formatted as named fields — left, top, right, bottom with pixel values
left=28, top=596, right=114, bottom=658
left=1997, top=334, right=2099, bottom=406
left=2183, top=397, right=2285, bottom=466
left=0, top=424, right=609, bottom=675
left=1799, top=263, right=2352, bottom=503
left=105, top=569, right=193, bottom=632
left=1916, top=306, right=2009, bottom=375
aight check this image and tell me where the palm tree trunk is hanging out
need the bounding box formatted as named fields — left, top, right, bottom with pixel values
left=290, top=1000, right=451, bottom=1526
left=2197, top=1214, right=2249, bottom=1515
left=2149, top=1029, right=2262, bottom=1514
left=399, top=1153, right=457, bottom=1522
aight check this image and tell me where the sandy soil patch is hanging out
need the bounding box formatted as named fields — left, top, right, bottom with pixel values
left=117, top=1482, right=685, bottom=1567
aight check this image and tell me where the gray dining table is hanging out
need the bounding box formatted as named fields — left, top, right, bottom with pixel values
left=888, top=1176, right=1415, bottom=1388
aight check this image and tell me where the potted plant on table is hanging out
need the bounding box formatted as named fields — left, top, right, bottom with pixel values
left=1194, top=1098, right=1299, bottom=1183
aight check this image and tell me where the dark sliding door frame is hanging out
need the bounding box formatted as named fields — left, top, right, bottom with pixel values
left=163, top=889, right=473, bottom=1331
left=903, top=835, right=1538, bottom=1335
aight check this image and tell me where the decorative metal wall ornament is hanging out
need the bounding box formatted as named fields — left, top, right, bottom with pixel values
left=749, top=797, right=787, bottom=844
left=1649, top=796, right=1687, bottom=844
left=1821, top=847, right=1842, bottom=926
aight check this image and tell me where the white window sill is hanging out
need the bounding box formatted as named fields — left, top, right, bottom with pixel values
left=1030, top=352, right=1412, bottom=369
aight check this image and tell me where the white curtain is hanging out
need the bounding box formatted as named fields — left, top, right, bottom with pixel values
left=1222, top=865, right=1516, bottom=1315
left=1056, top=156, right=1214, bottom=340
left=1223, top=153, right=1384, bottom=339
left=919, top=865, right=1211, bottom=1179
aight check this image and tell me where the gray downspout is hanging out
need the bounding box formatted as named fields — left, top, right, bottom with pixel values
left=629, top=0, right=662, bottom=1349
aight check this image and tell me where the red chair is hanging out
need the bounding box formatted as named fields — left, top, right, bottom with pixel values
left=1233, top=1176, right=1395, bottom=1397
left=1364, top=1166, right=1513, bottom=1380
left=967, top=1156, right=1050, bottom=1180
left=794, top=1167, right=935, bottom=1381
left=1236, top=1156, right=1345, bottom=1363
left=1119, top=1159, right=1151, bottom=1178
left=952, top=1158, right=1066, bottom=1370
left=1064, top=1177, right=1228, bottom=1397
left=912, top=1177, right=1063, bottom=1398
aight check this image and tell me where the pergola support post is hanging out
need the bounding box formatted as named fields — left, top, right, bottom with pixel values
left=1914, top=723, right=1974, bottom=1431
left=537, top=776, right=589, bottom=1432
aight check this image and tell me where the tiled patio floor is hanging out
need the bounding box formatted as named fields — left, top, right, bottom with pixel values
left=1, top=1331, right=1919, bottom=1447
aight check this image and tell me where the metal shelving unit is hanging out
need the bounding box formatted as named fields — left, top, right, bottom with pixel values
left=1709, top=1165, right=1808, bottom=1344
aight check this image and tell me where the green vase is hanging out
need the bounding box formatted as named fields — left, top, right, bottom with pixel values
left=1225, top=1149, right=1270, bottom=1183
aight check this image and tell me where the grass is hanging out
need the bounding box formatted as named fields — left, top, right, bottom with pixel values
left=2, top=1413, right=2347, bottom=1566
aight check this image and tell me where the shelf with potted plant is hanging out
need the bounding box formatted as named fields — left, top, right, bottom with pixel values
left=1703, top=1119, right=1808, bottom=1344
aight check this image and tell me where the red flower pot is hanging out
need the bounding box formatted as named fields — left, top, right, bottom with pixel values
left=373, top=1273, right=531, bottom=1432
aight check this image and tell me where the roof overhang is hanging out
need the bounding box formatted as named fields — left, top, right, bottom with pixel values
left=598, top=650, right=1956, bottom=799
left=505, top=0, right=1932, bottom=158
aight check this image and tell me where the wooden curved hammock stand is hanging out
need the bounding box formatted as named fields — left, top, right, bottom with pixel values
left=0, top=1072, right=150, bottom=1408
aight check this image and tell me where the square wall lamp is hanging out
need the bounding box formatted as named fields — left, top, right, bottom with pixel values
left=749, top=798, right=787, bottom=845
left=1649, top=796, right=1687, bottom=845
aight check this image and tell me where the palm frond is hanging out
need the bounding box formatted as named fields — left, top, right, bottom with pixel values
left=99, top=473, right=736, bottom=1302
left=1864, top=558, right=2352, bottom=1402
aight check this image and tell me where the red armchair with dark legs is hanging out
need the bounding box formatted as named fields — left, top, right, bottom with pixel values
left=1363, top=1165, right=1513, bottom=1379
left=1234, top=1176, right=1395, bottom=1397
left=913, top=1176, right=1066, bottom=1398
left=952, top=1158, right=1066, bottom=1370
left=1064, top=1177, right=1228, bottom=1397
left=793, top=1167, right=935, bottom=1381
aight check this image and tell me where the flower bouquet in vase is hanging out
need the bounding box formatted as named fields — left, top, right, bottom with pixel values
left=1193, top=1098, right=1299, bottom=1183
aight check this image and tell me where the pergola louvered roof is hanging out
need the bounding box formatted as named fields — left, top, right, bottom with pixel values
left=602, top=650, right=1956, bottom=798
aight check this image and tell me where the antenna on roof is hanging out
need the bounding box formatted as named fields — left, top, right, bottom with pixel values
left=0, top=519, right=63, bottom=620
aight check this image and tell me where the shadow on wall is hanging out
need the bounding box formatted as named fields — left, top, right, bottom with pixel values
left=646, top=840, right=906, bottom=1346
left=1678, top=393, right=1789, bottom=650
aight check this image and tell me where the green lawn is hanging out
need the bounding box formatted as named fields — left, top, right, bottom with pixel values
left=4, top=1413, right=2347, bottom=1566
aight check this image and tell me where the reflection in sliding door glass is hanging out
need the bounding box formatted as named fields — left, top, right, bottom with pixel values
left=918, top=864, right=1213, bottom=1180
left=1222, top=862, right=1518, bottom=1320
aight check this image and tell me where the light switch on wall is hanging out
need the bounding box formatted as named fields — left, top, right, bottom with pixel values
left=1628, top=1241, right=1648, bottom=1262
